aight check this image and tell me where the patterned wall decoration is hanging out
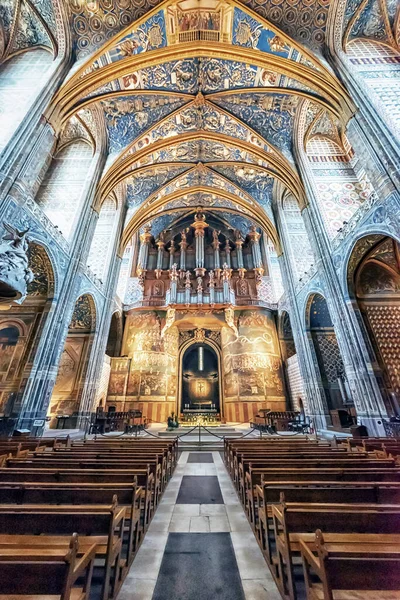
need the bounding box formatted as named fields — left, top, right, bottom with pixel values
left=125, top=165, right=190, bottom=207
left=101, top=94, right=188, bottom=152
left=69, top=294, right=95, bottom=331
left=212, top=93, right=298, bottom=158
left=68, top=0, right=164, bottom=58
left=107, top=9, right=167, bottom=63
left=282, top=193, right=315, bottom=279
left=237, top=0, right=330, bottom=51
left=123, top=101, right=273, bottom=161
left=308, top=293, right=333, bottom=328
left=211, top=164, right=274, bottom=206
left=232, top=5, right=316, bottom=70
left=0, top=0, right=56, bottom=59
left=27, top=243, right=53, bottom=297
left=345, top=0, right=396, bottom=45
left=314, top=332, right=343, bottom=383
left=149, top=166, right=252, bottom=205
left=0, top=49, right=55, bottom=155
left=126, top=138, right=270, bottom=168
left=346, top=41, right=400, bottom=139
left=364, top=305, right=400, bottom=394
left=87, top=197, right=117, bottom=279
left=312, top=166, right=373, bottom=239
left=287, top=354, right=308, bottom=412
left=107, top=312, right=178, bottom=421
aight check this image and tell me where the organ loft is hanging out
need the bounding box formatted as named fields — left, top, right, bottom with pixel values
left=137, top=210, right=264, bottom=307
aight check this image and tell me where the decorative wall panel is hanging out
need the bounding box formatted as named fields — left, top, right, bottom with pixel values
left=364, top=304, right=400, bottom=394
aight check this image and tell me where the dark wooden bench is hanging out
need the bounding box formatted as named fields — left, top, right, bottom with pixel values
left=0, top=500, right=125, bottom=600
left=272, top=501, right=400, bottom=600
left=0, top=533, right=95, bottom=600
left=255, top=482, right=400, bottom=550
left=301, top=529, right=400, bottom=600
left=0, top=483, right=141, bottom=563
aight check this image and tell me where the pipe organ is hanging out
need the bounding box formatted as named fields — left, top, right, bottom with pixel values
left=136, top=211, right=265, bottom=307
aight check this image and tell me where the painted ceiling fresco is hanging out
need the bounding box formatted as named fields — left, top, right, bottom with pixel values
left=1, top=0, right=397, bottom=242
left=1, top=0, right=397, bottom=63
left=101, top=93, right=189, bottom=151
left=0, top=0, right=57, bottom=61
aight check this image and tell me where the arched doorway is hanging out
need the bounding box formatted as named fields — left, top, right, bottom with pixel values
left=180, top=343, right=220, bottom=415
left=348, top=235, right=400, bottom=415
left=306, top=293, right=355, bottom=429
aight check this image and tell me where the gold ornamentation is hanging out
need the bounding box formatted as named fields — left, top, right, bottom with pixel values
left=194, top=328, right=206, bottom=343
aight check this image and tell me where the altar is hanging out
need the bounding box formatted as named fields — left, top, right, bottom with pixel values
left=181, top=409, right=221, bottom=426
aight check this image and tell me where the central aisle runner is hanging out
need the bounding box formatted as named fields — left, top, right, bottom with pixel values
left=118, top=450, right=281, bottom=600
left=152, top=533, right=245, bottom=600
left=176, top=475, right=224, bottom=504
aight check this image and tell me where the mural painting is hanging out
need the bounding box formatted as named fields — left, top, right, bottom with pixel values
left=222, top=309, right=286, bottom=422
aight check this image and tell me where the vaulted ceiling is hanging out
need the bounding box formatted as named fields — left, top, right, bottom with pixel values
left=1, top=0, right=399, bottom=246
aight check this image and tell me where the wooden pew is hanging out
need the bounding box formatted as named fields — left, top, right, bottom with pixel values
left=301, top=529, right=400, bottom=600
left=0, top=533, right=96, bottom=600
left=255, top=482, right=400, bottom=550
left=0, top=483, right=141, bottom=563
left=28, top=457, right=164, bottom=505
left=3, top=462, right=157, bottom=523
left=0, top=500, right=125, bottom=600
left=238, top=457, right=395, bottom=508
left=272, top=501, right=400, bottom=600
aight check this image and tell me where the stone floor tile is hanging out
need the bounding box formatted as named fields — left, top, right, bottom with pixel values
left=189, top=515, right=210, bottom=532
left=209, top=515, right=231, bottom=532
left=230, top=532, right=270, bottom=580
left=200, top=503, right=227, bottom=516
left=173, top=503, right=200, bottom=516
left=169, top=515, right=191, bottom=532
left=241, top=579, right=282, bottom=600
left=118, top=578, right=157, bottom=600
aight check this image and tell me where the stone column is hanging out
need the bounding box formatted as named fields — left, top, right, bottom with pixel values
left=17, top=144, right=109, bottom=433
left=192, top=210, right=208, bottom=276
left=297, top=159, right=390, bottom=435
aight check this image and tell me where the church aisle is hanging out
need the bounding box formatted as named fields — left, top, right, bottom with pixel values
left=118, top=451, right=281, bottom=600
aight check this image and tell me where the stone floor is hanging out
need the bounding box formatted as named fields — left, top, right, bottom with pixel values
left=118, top=451, right=281, bottom=600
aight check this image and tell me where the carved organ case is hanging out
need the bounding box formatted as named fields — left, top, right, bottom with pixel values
left=136, top=210, right=266, bottom=307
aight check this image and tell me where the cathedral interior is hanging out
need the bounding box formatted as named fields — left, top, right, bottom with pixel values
left=1, top=2, right=400, bottom=600
left=0, top=0, right=399, bottom=438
